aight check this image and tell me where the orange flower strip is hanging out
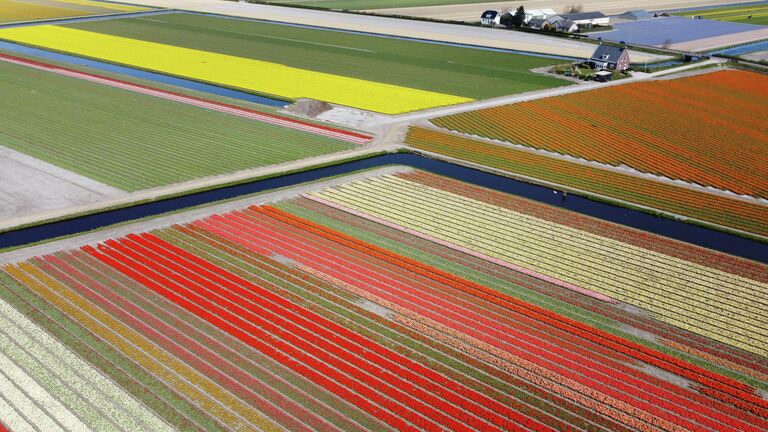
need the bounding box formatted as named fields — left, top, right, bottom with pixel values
left=432, top=70, right=768, bottom=199
left=405, top=127, right=768, bottom=237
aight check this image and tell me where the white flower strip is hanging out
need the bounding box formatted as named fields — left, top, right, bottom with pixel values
left=0, top=298, right=174, bottom=432
left=0, top=393, right=36, bottom=432
left=0, top=349, right=81, bottom=431
left=309, top=175, right=768, bottom=356
left=0, top=325, right=106, bottom=430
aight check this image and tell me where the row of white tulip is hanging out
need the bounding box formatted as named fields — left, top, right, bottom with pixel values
left=321, top=178, right=767, bottom=351
left=310, top=175, right=767, bottom=356
left=0, top=298, right=173, bottom=432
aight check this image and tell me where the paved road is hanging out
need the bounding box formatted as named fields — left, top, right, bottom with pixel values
left=366, top=0, right=751, bottom=21
left=111, top=0, right=664, bottom=61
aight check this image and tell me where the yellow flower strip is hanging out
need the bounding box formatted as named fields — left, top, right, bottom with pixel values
left=310, top=176, right=768, bottom=356
left=3, top=263, right=280, bottom=432
left=0, top=26, right=472, bottom=114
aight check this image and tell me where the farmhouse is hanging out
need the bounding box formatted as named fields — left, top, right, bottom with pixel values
left=480, top=10, right=500, bottom=27
left=540, top=16, right=579, bottom=32
left=559, top=11, right=609, bottom=27
left=589, top=44, right=630, bottom=71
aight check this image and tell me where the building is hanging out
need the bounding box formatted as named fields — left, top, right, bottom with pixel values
left=540, top=15, right=579, bottom=32
left=524, top=8, right=557, bottom=23
left=527, top=18, right=545, bottom=29
left=554, top=19, right=579, bottom=33
left=588, top=44, right=630, bottom=71
left=619, top=10, right=654, bottom=20
left=480, top=10, right=501, bottom=27
left=559, top=11, right=609, bottom=27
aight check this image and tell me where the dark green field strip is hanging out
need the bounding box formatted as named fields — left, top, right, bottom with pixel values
left=0, top=60, right=354, bottom=191
left=274, top=199, right=768, bottom=390
left=0, top=271, right=222, bottom=432
left=64, top=13, right=569, bottom=99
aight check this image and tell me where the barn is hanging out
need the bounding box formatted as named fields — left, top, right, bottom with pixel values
left=559, top=11, right=610, bottom=27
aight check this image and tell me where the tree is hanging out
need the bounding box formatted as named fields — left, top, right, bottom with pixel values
left=511, top=5, right=525, bottom=28
left=564, top=4, right=583, bottom=13
left=500, top=12, right=514, bottom=28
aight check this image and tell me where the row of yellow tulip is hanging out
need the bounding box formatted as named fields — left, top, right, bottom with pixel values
left=0, top=25, right=471, bottom=114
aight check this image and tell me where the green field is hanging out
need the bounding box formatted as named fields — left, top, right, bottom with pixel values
left=61, top=13, right=569, bottom=100
left=673, top=4, right=768, bottom=26
left=0, top=59, right=355, bottom=192
left=264, top=0, right=494, bottom=10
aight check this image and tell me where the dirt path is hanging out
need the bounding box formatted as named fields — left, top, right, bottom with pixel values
left=367, top=0, right=752, bottom=21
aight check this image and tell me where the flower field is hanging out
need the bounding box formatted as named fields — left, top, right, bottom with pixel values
left=0, top=25, right=471, bottom=114
left=432, top=70, right=768, bottom=198
left=1, top=170, right=766, bottom=431
left=406, top=126, right=768, bottom=237
left=307, top=173, right=768, bottom=356
left=0, top=12, right=569, bottom=113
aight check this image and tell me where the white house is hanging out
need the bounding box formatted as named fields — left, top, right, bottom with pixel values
left=480, top=10, right=501, bottom=27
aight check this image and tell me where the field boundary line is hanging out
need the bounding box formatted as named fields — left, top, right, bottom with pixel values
left=0, top=53, right=372, bottom=145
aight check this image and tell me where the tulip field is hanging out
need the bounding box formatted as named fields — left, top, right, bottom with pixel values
left=432, top=70, right=768, bottom=199
left=1, top=170, right=766, bottom=431
left=406, top=127, right=768, bottom=237
left=0, top=12, right=568, bottom=114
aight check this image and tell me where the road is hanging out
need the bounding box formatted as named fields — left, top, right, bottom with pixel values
left=366, top=0, right=751, bottom=21
left=110, top=0, right=664, bottom=61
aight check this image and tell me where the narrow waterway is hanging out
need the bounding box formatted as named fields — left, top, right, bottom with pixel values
left=1, top=154, right=765, bottom=263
